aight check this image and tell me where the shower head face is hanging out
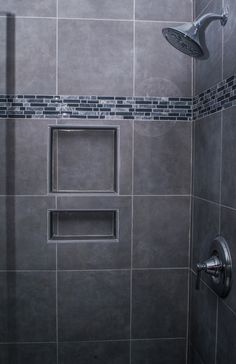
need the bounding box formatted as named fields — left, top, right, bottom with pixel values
left=162, top=27, right=204, bottom=58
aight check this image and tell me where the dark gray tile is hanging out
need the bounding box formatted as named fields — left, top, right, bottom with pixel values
left=188, top=344, right=205, bottom=364
left=222, top=107, right=236, bottom=209
left=0, top=196, right=56, bottom=270
left=56, top=196, right=131, bottom=270
left=58, top=20, right=133, bottom=96
left=0, top=119, right=55, bottom=195
left=131, top=339, right=186, bottom=364
left=0, top=0, right=56, bottom=16
left=193, top=114, right=221, bottom=202
left=133, top=196, right=190, bottom=268
left=59, top=341, right=130, bottom=364
left=136, top=0, right=192, bottom=21
left=134, top=121, right=191, bottom=195
left=0, top=344, right=57, bottom=364
left=220, top=206, right=236, bottom=313
left=194, top=0, right=212, bottom=18
left=0, top=18, right=56, bottom=94
left=189, top=273, right=217, bottom=364
left=132, top=269, right=188, bottom=338
left=58, top=0, right=133, bottom=19
left=0, top=272, right=56, bottom=342
left=135, top=22, right=192, bottom=97
left=56, top=119, right=132, bottom=195
left=223, top=0, right=236, bottom=78
left=194, top=0, right=223, bottom=94
left=58, top=270, right=130, bottom=341
left=217, top=301, right=236, bottom=364
left=191, top=197, right=219, bottom=277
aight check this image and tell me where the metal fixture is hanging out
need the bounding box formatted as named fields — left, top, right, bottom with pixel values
left=162, top=11, right=228, bottom=58
left=196, top=236, right=232, bottom=297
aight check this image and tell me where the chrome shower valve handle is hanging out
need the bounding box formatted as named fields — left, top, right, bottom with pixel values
left=196, top=256, right=222, bottom=290
left=195, top=236, right=232, bottom=298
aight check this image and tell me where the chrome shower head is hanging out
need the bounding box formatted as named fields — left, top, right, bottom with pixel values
left=162, top=12, right=228, bottom=58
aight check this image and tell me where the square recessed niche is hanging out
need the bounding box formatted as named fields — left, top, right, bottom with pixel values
left=50, top=127, right=118, bottom=193
left=48, top=210, right=118, bottom=243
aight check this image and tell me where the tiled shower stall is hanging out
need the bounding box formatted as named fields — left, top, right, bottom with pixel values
left=0, top=0, right=235, bottom=363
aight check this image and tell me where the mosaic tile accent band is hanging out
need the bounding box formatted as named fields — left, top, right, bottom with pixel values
left=0, top=95, right=192, bottom=120
left=193, top=74, right=236, bottom=119
left=1, top=74, right=235, bottom=120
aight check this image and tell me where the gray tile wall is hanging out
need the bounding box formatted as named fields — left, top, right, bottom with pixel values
left=190, top=108, right=236, bottom=364
left=194, top=0, right=236, bottom=95
left=0, top=116, right=192, bottom=364
left=190, top=112, right=236, bottom=362
left=0, top=1, right=193, bottom=363
left=191, top=0, right=236, bottom=354
left=0, top=0, right=193, bottom=97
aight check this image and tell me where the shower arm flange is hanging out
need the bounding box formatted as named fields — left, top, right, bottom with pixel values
left=193, top=12, right=228, bottom=31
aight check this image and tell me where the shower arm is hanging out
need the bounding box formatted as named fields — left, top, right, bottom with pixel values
left=193, top=12, right=228, bottom=31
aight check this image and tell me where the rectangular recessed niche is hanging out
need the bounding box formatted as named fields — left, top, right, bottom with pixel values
left=48, top=210, right=118, bottom=243
left=50, top=127, right=118, bottom=193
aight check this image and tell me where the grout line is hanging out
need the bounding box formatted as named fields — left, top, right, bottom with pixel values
left=129, top=118, right=135, bottom=364
left=194, top=0, right=214, bottom=20
left=132, top=0, right=136, bottom=98
left=0, top=337, right=186, bottom=345
left=0, top=194, right=191, bottom=197
left=55, top=0, right=59, bottom=95
left=193, top=195, right=220, bottom=207
left=0, top=15, right=191, bottom=23
left=214, top=297, right=219, bottom=364
left=0, top=267, right=190, bottom=273
left=186, top=117, right=194, bottom=364
left=218, top=112, right=223, bottom=234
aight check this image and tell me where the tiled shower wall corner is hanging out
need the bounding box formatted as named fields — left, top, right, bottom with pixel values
left=0, top=1, right=193, bottom=364
left=190, top=0, right=236, bottom=363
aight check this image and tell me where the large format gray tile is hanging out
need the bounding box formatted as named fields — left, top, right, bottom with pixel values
left=193, top=113, right=221, bottom=202
left=58, top=0, right=133, bottom=19
left=132, top=269, right=188, bottom=338
left=136, top=0, right=192, bottom=21
left=59, top=341, right=130, bottom=364
left=191, top=198, right=219, bottom=279
left=58, top=20, right=133, bottom=96
left=222, top=107, right=236, bottom=209
left=194, top=0, right=223, bottom=94
left=135, top=22, right=192, bottom=97
left=56, top=119, right=132, bottom=195
left=217, top=301, right=236, bottom=364
left=194, top=0, right=212, bottom=18
left=189, top=273, right=217, bottom=364
left=220, top=206, right=236, bottom=314
left=188, top=344, right=205, bottom=364
left=0, top=344, right=57, bottom=364
left=0, top=0, right=56, bottom=17
left=56, top=196, right=131, bottom=270
left=0, top=18, right=56, bottom=94
left=223, top=0, right=236, bottom=78
left=133, top=196, right=190, bottom=268
left=58, top=270, right=130, bottom=341
left=0, top=119, right=54, bottom=195
left=0, top=272, right=56, bottom=342
left=0, top=196, right=56, bottom=270
left=134, top=121, right=191, bottom=195
left=131, top=339, right=186, bottom=364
